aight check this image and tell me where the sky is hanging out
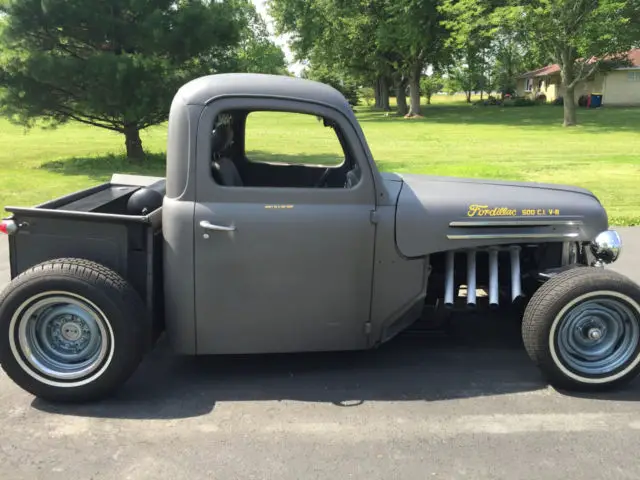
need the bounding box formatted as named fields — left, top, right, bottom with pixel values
left=251, top=0, right=305, bottom=75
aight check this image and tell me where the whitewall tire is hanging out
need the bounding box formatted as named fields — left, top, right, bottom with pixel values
left=0, top=259, right=148, bottom=402
left=523, top=267, right=640, bottom=391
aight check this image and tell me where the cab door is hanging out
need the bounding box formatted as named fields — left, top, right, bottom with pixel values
left=192, top=98, right=377, bottom=354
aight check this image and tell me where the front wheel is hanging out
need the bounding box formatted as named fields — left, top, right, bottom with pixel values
left=0, top=258, right=149, bottom=402
left=522, top=267, right=640, bottom=391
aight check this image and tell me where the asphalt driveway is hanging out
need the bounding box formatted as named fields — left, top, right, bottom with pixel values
left=1, top=229, right=640, bottom=480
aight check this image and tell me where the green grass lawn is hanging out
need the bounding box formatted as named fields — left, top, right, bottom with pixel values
left=1, top=95, right=639, bottom=225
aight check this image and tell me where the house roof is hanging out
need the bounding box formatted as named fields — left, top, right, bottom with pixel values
left=518, top=48, right=640, bottom=78
left=626, top=48, right=640, bottom=67
left=518, top=64, right=560, bottom=78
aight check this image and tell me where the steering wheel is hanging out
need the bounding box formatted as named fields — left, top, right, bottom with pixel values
left=314, top=167, right=332, bottom=187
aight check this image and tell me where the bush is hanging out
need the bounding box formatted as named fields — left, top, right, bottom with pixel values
left=502, top=96, right=537, bottom=107
left=337, top=82, right=360, bottom=106
left=553, top=96, right=564, bottom=106
left=472, top=95, right=502, bottom=107
left=359, top=87, right=375, bottom=106
left=421, top=74, right=444, bottom=104
left=513, top=97, right=537, bottom=107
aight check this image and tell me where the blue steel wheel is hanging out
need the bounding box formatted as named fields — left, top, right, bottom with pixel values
left=0, top=258, right=148, bottom=403
left=12, top=292, right=113, bottom=384
left=551, top=293, right=640, bottom=381
left=523, top=267, right=640, bottom=391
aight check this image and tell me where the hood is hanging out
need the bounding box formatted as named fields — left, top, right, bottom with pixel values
left=392, top=173, right=609, bottom=258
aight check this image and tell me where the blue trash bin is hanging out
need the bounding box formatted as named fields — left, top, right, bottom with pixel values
left=589, top=93, right=603, bottom=108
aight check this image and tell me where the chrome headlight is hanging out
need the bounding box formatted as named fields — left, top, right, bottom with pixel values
left=590, top=230, right=622, bottom=264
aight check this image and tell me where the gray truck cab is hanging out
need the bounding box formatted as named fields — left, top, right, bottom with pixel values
left=163, top=73, right=416, bottom=356
left=0, top=73, right=637, bottom=403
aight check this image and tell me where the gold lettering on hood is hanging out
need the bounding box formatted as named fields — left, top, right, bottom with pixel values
left=467, top=204, right=518, bottom=217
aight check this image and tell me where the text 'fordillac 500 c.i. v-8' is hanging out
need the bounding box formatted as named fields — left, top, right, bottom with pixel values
left=0, top=74, right=636, bottom=403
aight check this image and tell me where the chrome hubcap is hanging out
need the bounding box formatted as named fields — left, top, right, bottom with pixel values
left=16, top=294, right=110, bottom=381
left=555, top=296, right=640, bottom=376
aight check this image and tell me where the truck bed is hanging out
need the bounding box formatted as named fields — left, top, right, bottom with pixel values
left=3, top=174, right=166, bottom=325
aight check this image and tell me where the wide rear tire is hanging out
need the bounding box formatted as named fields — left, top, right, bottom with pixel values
left=0, top=258, right=149, bottom=402
left=522, top=267, right=640, bottom=391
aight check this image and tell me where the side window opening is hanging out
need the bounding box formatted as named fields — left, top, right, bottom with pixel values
left=209, top=109, right=361, bottom=189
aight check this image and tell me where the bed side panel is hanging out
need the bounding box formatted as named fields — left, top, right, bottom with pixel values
left=10, top=216, right=128, bottom=279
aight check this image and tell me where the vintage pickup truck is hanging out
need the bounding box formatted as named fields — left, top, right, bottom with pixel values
left=0, top=73, right=637, bottom=403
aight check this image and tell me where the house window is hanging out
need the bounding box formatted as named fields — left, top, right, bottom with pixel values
left=627, top=72, right=640, bottom=82
left=525, top=77, right=533, bottom=92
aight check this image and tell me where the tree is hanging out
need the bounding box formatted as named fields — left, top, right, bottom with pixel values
left=439, top=0, right=505, bottom=101
left=269, top=0, right=395, bottom=111
left=236, top=3, right=288, bottom=75
left=420, top=74, right=444, bottom=104
left=359, top=86, right=376, bottom=106
left=392, top=71, right=409, bottom=115
left=489, top=34, right=526, bottom=97
left=378, top=0, right=451, bottom=117
left=497, top=0, right=640, bottom=126
left=0, top=0, right=248, bottom=161
left=447, top=63, right=480, bottom=102
left=301, top=61, right=360, bottom=105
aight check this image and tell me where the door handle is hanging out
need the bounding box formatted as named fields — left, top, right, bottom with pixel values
left=199, top=220, right=236, bottom=232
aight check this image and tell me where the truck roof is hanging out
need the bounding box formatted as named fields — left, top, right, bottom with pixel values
left=175, top=73, right=351, bottom=113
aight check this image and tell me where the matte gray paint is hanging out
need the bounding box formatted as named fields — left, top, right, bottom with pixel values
left=2, top=73, right=616, bottom=358
left=165, top=96, right=199, bottom=199
left=161, top=197, right=197, bottom=354
left=192, top=96, right=377, bottom=354
left=368, top=178, right=429, bottom=346
left=162, top=96, right=201, bottom=354
left=11, top=218, right=128, bottom=277
left=176, top=73, right=353, bottom=109
left=4, top=178, right=164, bottom=321
left=172, top=73, right=394, bottom=205
left=395, top=174, right=608, bottom=257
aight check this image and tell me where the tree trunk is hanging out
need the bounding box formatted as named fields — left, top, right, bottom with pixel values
left=395, top=77, right=408, bottom=116
left=374, top=78, right=382, bottom=109
left=380, top=76, right=390, bottom=111
left=407, top=69, right=421, bottom=117
left=563, top=85, right=577, bottom=126
left=560, top=56, right=578, bottom=127
left=426, top=93, right=432, bottom=105
left=480, top=90, right=484, bottom=101
left=124, top=125, right=145, bottom=161
left=466, top=91, right=471, bottom=103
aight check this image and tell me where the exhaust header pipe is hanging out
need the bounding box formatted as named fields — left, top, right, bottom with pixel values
left=441, top=245, right=523, bottom=308
left=510, top=246, right=523, bottom=302
left=444, top=250, right=455, bottom=307
left=466, top=250, right=476, bottom=308
left=488, top=248, right=499, bottom=308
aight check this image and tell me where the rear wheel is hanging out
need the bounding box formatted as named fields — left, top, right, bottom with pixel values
left=522, top=267, right=640, bottom=391
left=0, top=258, right=149, bottom=402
